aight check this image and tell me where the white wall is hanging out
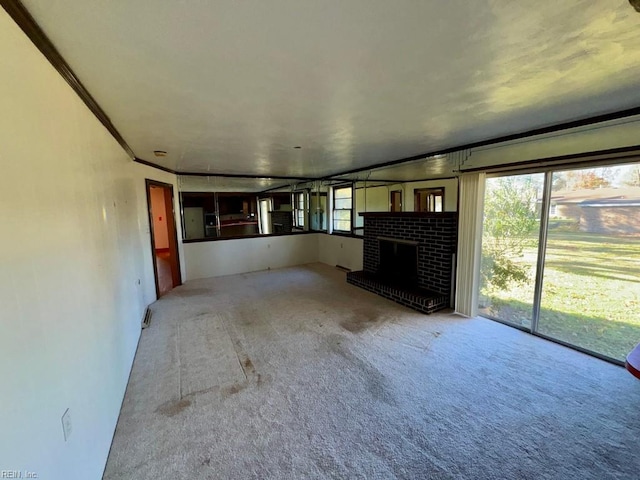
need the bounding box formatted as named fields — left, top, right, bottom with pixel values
left=183, top=233, right=320, bottom=280
left=355, top=185, right=395, bottom=228
left=0, top=9, right=182, bottom=480
left=183, top=232, right=365, bottom=279
left=318, top=234, right=364, bottom=272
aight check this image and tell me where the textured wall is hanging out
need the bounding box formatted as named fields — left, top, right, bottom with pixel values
left=0, top=9, right=182, bottom=479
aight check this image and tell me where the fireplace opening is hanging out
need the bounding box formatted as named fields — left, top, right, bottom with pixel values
left=378, top=238, right=418, bottom=288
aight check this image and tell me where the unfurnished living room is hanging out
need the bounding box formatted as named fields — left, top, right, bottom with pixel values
left=2, top=1, right=640, bottom=479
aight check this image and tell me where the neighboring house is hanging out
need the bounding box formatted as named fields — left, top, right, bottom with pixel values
left=550, top=187, right=640, bottom=235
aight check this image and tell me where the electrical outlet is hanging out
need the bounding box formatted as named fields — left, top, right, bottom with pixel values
left=61, top=408, right=72, bottom=441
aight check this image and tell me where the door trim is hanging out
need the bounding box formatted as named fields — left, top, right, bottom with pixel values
left=145, top=179, right=182, bottom=299
left=390, top=189, right=402, bottom=212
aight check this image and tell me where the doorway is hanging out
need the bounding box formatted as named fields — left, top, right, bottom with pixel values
left=146, top=180, right=182, bottom=298
left=390, top=190, right=402, bottom=212
left=414, top=187, right=444, bottom=212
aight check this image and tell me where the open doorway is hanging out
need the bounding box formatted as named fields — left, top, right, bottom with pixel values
left=414, top=187, right=444, bottom=212
left=390, top=190, right=402, bottom=212
left=146, top=180, right=182, bottom=298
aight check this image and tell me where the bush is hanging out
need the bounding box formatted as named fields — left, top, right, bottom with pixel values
left=480, top=177, right=538, bottom=296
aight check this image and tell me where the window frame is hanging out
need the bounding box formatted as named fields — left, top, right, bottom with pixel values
left=477, top=158, right=640, bottom=366
left=292, top=190, right=308, bottom=229
left=332, top=184, right=354, bottom=233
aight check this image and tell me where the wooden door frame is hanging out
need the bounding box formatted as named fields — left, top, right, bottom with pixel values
left=145, top=179, right=182, bottom=299
left=390, top=189, right=402, bottom=212
left=414, top=187, right=445, bottom=213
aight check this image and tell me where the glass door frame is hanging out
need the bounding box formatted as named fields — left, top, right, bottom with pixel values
left=480, top=161, right=638, bottom=366
left=530, top=171, right=553, bottom=334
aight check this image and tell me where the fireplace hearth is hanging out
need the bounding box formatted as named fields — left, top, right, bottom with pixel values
left=347, top=212, right=457, bottom=314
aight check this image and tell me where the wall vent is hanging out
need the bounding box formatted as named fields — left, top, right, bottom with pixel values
left=141, top=307, right=152, bottom=329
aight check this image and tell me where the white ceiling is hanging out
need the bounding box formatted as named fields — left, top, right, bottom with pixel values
left=22, top=0, right=640, bottom=178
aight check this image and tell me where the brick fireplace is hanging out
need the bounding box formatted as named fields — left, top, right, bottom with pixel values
left=347, top=212, right=457, bottom=314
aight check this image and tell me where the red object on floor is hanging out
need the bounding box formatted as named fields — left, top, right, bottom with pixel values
left=626, top=343, right=640, bottom=379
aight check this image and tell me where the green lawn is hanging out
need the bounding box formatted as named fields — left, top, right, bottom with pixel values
left=479, top=231, right=640, bottom=361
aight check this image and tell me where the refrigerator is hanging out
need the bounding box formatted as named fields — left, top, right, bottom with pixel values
left=183, top=207, right=205, bottom=239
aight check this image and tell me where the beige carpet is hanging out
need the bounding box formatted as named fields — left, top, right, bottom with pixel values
left=103, top=263, right=640, bottom=480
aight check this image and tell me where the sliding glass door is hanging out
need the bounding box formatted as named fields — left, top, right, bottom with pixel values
left=479, top=162, right=640, bottom=362
left=537, top=165, right=640, bottom=361
left=478, top=173, right=544, bottom=329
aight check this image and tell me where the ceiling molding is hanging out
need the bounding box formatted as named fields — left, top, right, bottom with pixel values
left=1, top=0, right=136, bottom=159
left=353, top=177, right=458, bottom=185
left=352, top=181, right=406, bottom=186
left=322, top=106, right=640, bottom=180
left=134, top=157, right=178, bottom=175
left=178, top=171, right=312, bottom=181
left=258, top=184, right=296, bottom=194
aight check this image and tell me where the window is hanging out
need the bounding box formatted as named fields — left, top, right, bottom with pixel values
left=414, top=188, right=444, bottom=212
left=333, top=185, right=353, bottom=232
left=181, top=192, right=259, bottom=239
left=478, top=162, right=640, bottom=362
left=293, top=191, right=306, bottom=228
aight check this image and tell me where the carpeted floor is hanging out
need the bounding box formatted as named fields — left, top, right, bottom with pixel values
left=103, top=264, right=640, bottom=480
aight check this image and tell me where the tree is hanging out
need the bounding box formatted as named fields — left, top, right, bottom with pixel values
left=621, top=166, right=640, bottom=187
left=564, top=169, right=611, bottom=190
left=552, top=175, right=567, bottom=192
left=480, top=177, right=538, bottom=296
